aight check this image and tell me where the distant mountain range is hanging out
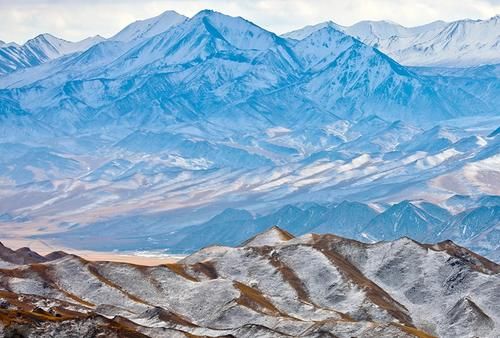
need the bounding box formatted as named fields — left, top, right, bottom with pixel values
left=43, top=199, right=499, bottom=262
left=3, top=13, right=499, bottom=75
left=284, top=15, right=500, bottom=67
left=0, top=10, right=499, bottom=258
left=1, top=229, right=499, bottom=337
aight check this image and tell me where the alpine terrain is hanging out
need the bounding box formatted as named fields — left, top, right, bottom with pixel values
left=0, top=7, right=499, bottom=337
left=1, top=228, right=499, bottom=337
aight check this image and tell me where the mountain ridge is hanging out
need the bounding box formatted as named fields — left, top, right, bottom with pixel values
left=1, top=10, right=497, bottom=133
left=40, top=198, right=500, bottom=262
left=1, top=229, right=499, bottom=337
left=284, top=15, right=500, bottom=67
left=0, top=33, right=104, bottom=75
left=0, top=9, right=498, bottom=272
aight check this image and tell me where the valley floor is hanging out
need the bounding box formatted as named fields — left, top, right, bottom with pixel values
left=0, top=237, right=181, bottom=266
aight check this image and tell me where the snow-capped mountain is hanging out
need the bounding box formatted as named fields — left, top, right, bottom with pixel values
left=0, top=10, right=498, bottom=263
left=0, top=230, right=498, bottom=337
left=0, top=33, right=104, bottom=75
left=284, top=15, right=500, bottom=67
left=110, top=10, right=187, bottom=43
left=283, top=19, right=448, bottom=42
left=1, top=10, right=497, bottom=133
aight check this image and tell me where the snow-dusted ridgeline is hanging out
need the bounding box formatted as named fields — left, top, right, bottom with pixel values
left=0, top=10, right=498, bottom=266
left=0, top=229, right=499, bottom=337
left=284, top=15, right=500, bottom=67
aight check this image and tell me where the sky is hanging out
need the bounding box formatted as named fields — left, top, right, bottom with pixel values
left=1, top=0, right=499, bottom=44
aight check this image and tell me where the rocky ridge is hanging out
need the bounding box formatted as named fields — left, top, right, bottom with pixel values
left=0, top=228, right=498, bottom=337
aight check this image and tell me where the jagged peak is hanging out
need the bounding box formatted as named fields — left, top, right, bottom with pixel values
left=23, top=33, right=63, bottom=47
left=186, top=9, right=282, bottom=51
left=191, top=9, right=271, bottom=32
left=191, top=9, right=258, bottom=29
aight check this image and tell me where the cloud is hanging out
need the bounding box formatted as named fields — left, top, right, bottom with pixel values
left=0, top=0, right=499, bottom=43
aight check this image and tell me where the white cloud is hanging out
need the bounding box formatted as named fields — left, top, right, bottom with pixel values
left=0, top=0, right=499, bottom=43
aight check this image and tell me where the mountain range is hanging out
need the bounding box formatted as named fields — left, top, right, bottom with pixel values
left=0, top=10, right=499, bottom=261
left=1, top=228, right=499, bottom=337
left=0, top=33, right=104, bottom=75
left=284, top=15, right=500, bottom=67
left=42, top=199, right=499, bottom=262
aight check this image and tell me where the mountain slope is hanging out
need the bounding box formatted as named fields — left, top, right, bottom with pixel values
left=0, top=33, right=104, bottom=75
left=284, top=16, right=500, bottom=67
left=0, top=10, right=498, bottom=261
left=1, top=10, right=497, bottom=134
left=110, top=10, right=187, bottom=43
left=311, top=201, right=378, bottom=236
left=362, top=201, right=443, bottom=241
left=0, top=230, right=498, bottom=337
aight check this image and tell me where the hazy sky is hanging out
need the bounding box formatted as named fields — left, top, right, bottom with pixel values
left=1, top=0, right=499, bottom=44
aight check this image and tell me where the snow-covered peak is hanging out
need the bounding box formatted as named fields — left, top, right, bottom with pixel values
left=96, top=9, right=292, bottom=77
left=25, top=33, right=105, bottom=58
left=292, top=25, right=360, bottom=70
left=347, top=20, right=447, bottom=42
left=283, top=21, right=342, bottom=40
left=283, top=19, right=447, bottom=42
left=110, top=10, right=187, bottom=42
left=367, top=16, right=500, bottom=66
left=22, top=34, right=63, bottom=59
left=0, top=40, right=20, bottom=48
left=188, top=9, right=281, bottom=50
left=283, top=16, right=499, bottom=66
left=0, top=234, right=498, bottom=336
left=69, top=35, right=106, bottom=53
left=0, top=33, right=105, bottom=75
left=242, top=226, right=294, bottom=247
left=348, top=20, right=408, bottom=40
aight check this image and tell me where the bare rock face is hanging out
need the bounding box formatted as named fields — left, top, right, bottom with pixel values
left=0, top=228, right=498, bottom=337
left=0, top=242, right=47, bottom=265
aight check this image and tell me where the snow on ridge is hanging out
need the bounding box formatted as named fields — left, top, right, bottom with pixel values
left=242, top=226, right=294, bottom=247
left=0, top=232, right=498, bottom=337
left=283, top=16, right=500, bottom=67
left=110, top=10, right=187, bottom=43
